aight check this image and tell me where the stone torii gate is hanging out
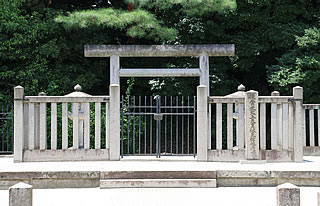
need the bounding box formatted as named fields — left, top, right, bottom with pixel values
left=84, top=44, right=235, bottom=95
left=84, top=44, right=235, bottom=160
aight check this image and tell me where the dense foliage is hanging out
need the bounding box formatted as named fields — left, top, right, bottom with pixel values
left=0, top=0, right=319, bottom=102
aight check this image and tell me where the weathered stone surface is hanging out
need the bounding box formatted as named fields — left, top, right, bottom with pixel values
left=100, top=179, right=217, bottom=188
left=293, top=86, right=304, bottom=162
left=208, top=149, right=245, bottom=162
left=109, top=84, right=120, bottom=160
left=101, top=171, right=216, bottom=179
left=217, top=171, right=320, bottom=187
left=84, top=44, right=235, bottom=57
left=9, top=182, right=32, bottom=206
left=119, top=69, right=201, bottom=77
left=245, top=90, right=260, bottom=160
left=197, top=85, right=208, bottom=161
left=14, top=86, right=24, bottom=162
left=304, top=146, right=320, bottom=156
left=23, top=149, right=109, bottom=162
left=277, top=183, right=300, bottom=206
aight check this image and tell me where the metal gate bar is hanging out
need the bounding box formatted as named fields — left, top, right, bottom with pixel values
left=120, top=96, right=196, bottom=157
left=0, top=103, right=13, bottom=154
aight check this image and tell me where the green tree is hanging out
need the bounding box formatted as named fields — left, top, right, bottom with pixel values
left=268, top=26, right=320, bottom=102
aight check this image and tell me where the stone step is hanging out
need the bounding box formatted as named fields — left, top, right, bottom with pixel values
left=100, top=171, right=216, bottom=180
left=100, top=179, right=217, bottom=188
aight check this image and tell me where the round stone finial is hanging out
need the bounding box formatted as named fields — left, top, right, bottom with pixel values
left=238, top=84, right=245, bottom=91
left=74, top=84, right=82, bottom=92
left=38, top=92, right=46, bottom=96
left=271, top=91, right=280, bottom=96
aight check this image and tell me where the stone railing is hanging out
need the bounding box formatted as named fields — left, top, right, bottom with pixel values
left=197, top=85, right=304, bottom=162
left=13, top=84, right=120, bottom=162
left=303, top=104, right=320, bottom=155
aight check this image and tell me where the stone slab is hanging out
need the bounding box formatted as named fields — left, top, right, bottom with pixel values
left=277, top=183, right=300, bottom=206
left=23, top=149, right=109, bottom=162
left=208, top=149, right=294, bottom=162
left=9, top=182, right=32, bottom=206
left=239, top=160, right=267, bottom=164
left=101, top=171, right=216, bottom=179
left=100, top=179, right=217, bottom=188
left=84, top=44, right=235, bottom=57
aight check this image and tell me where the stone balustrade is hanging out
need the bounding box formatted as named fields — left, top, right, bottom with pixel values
left=14, top=84, right=120, bottom=162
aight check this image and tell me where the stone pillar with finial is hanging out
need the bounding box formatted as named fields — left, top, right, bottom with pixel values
left=64, top=84, right=92, bottom=150
left=225, top=84, right=246, bottom=149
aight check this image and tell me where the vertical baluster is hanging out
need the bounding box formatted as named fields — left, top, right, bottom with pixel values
left=23, top=103, right=29, bottom=150
left=72, top=103, right=79, bottom=149
left=95, top=102, right=101, bottom=149
left=227, top=103, right=233, bottom=149
left=106, top=102, right=110, bottom=150
left=84, top=103, right=90, bottom=149
left=2, top=104, right=5, bottom=151
left=318, top=109, right=320, bottom=147
left=277, top=104, right=283, bottom=150
left=288, top=103, right=294, bottom=149
left=208, top=102, right=212, bottom=150
left=303, top=108, right=306, bottom=146
left=271, top=91, right=279, bottom=150
left=278, top=104, right=283, bottom=150
left=51, top=103, right=57, bottom=150
left=282, top=103, right=289, bottom=150
left=28, top=103, right=35, bottom=150
left=310, top=109, right=315, bottom=146
left=271, top=102, right=278, bottom=150
left=6, top=104, right=10, bottom=151
left=2, top=104, right=5, bottom=150
left=238, top=103, right=245, bottom=149
left=193, top=96, right=196, bottom=157
left=121, top=96, right=124, bottom=157
left=1, top=104, right=4, bottom=151
left=34, top=103, right=40, bottom=150
left=216, top=103, right=222, bottom=150
left=39, top=102, right=47, bottom=150
left=235, top=104, right=239, bottom=146
left=259, top=103, right=266, bottom=150
left=62, top=103, right=68, bottom=149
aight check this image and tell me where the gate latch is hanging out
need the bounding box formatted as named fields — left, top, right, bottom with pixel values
left=154, top=114, right=163, bottom=121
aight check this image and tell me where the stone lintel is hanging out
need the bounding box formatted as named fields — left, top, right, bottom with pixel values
left=84, top=44, right=235, bottom=57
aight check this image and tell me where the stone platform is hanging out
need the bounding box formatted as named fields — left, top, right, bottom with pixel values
left=1, top=156, right=320, bottom=189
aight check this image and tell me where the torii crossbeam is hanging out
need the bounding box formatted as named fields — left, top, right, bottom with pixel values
left=84, top=44, right=235, bottom=94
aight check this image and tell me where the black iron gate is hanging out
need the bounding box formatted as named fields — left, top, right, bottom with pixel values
left=0, top=103, right=13, bottom=154
left=121, top=96, right=196, bottom=157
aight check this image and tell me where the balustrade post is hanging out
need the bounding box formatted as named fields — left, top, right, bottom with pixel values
left=14, top=86, right=24, bottom=162
left=277, top=183, right=300, bottom=206
left=293, top=86, right=303, bottom=162
left=197, top=85, right=208, bottom=161
left=109, top=84, right=120, bottom=160
left=245, top=90, right=260, bottom=160
left=9, top=182, right=33, bottom=206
